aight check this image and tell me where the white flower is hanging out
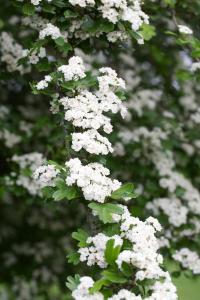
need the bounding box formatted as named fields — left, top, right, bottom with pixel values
left=31, top=0, right=52, bottom=5
left=39, top=23, right=61, bottom=40
left=36, top=75, right=52, bottom=90
left=190, top=62, right=200, bottom=72
left=69, top=0, right=95, bottom=7
left=31, top=0, right=41, bottom=5
left=72, top=276, right=104, bottom=300
left=108, top=289, right=142, bottom=300
left=58, top=56, right=86, bottom=81
left=178, top=25, right=193, bottom=35
left=107, top=31, right=128, bottom=43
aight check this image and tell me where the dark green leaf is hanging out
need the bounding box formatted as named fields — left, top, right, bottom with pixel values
left=22, top=4, right=35, bottom=16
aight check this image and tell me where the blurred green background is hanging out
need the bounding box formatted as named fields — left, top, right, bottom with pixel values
left=174, top=276, right=200, bottom=300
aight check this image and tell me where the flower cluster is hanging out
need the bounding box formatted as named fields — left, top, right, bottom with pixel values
left=178, top=25, right=193, bottom=35
left=31, top=0, right=52, bottom=5
left=127, top=89, right=162, bottom=116
left=12, top=153, right=45, bottom=172
left=36, top=75, right=52, bottom=90
left=39, top=23, right=61, bottom=40
left=57, top=62, right=127, bottom=155
left=33, top=164, right=60, bottom=188
left=12, top=153, right=46, bottom=195
left=0, top=32, right=30, bottom=74
left=65, top=158, right=121, bottom=202
left=72, top=130, right=113, bottom=155
left=72, top=276, right=104, bottom=300
left=69, top=0, right=95, bottom=7
left=173, top=248, right=200, bottom=275
left=59, top=91, right=112, bottom=133
left=24, top=47, right=46, bottom=65
left=113, top=207, right=165, bottom=281
left=58, top=56, right=86, bottom=81
left=0, top=129, right=21, bottom=148
left=72, top=273, right=177, bottom=300
left=79, top=233, right=123, bottom=268
left=77, top=204, right=175, bottom=289
left=69, top=0, right=149, bottom=37
left=147, top=197, right=188, bottom=227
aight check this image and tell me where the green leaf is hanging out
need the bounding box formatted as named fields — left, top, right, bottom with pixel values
left=56, top=42, right=72, bottom=54
left=53, top=0, right=66, bottom=7
left=0, top=19, right=4, bottom=29
left=42, top=4, right=56, bottom=14
left=48, top=160, right=63, bottom=170
left=121, top=262, right=133, bottom=277
left=42, top=186, right=54, bottom=199
left=64, top=10, right=78, bottom=18
left=176, top=70, right=192, bottom=81
left=72, top=229, right=88, bottom=247
left=98, top=20, right=114, bottom=33
left=89, top=278, right=110, bottom=293
left=55, top=37, right=65, bottom=46
left=102, top=270, right=127, bottom=283
left=115, top=90, right=126, bottom=101
left=53, top=185, right=80, bottom=201
left=66, top=275, right=80, bottom=291
left=105, top=239, right=122, bottom=265
left=164, top=0, right=176, bottom=7
left=88, top=203, right=124, bottom=224
left=82, top=16, right=95, bottom=32
left=36, top=59, right=51, bottom=72
left=32, top=40, right=47, bottom=50
left=55, top=178, right=66, bottom=189
left=82, top=17, right=114, bottom=34
left=67, top=252, right=80, bottom=265
left=111, top=183, right=137, bottom=200
left=139, top=24, right=156, bottom=41
left=165, top=31, right=177, bottom=36
left=128, top=29, right=143, bottom=42
left=61, top=80, right=76, bottom=90
left=22, top=4, right=35, bottom=16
